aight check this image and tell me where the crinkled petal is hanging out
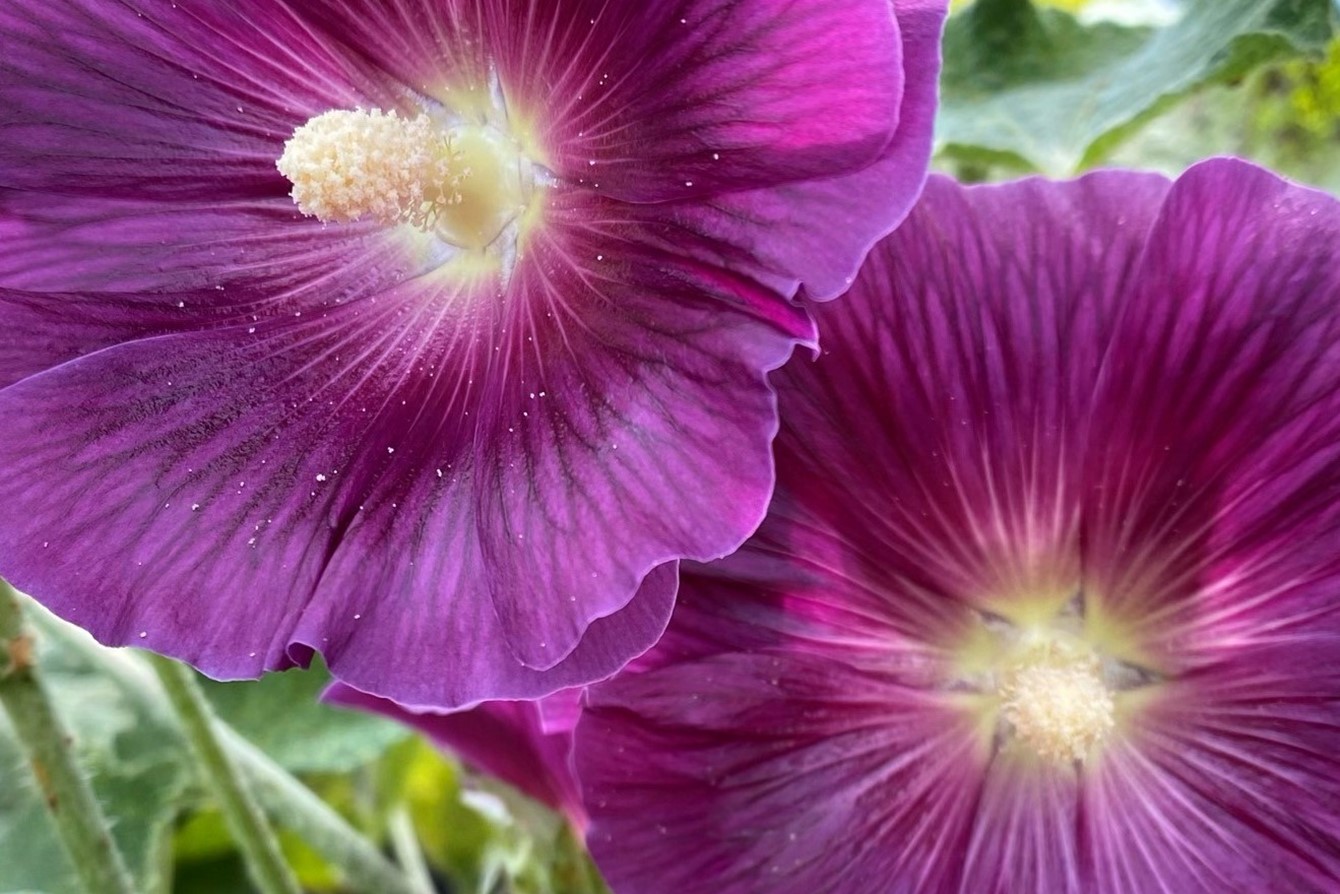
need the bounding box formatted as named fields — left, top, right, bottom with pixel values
left=324, top=683, right=587, bottom=828
left=0, top=185, right=802, bottom=705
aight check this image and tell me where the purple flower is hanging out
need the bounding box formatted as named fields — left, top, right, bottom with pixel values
left=574, top=160, right=1340, bottom=893
left=326, top=682, right=586, bottom=831
left=0, top=0, right=944, bottom=707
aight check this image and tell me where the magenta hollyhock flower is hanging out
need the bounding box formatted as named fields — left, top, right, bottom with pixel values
left=574, top=160, right=1340, bottom=893
left=327, top=682, right=586, bottom=830
left=0, top=0, right=945, bottom=707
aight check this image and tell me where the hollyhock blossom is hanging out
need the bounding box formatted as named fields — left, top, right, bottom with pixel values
left=576, top=160, right=1340, bottom=893
left=0, top=0, right=944, bottom=707
left=327, top=682, right=586, bottom=830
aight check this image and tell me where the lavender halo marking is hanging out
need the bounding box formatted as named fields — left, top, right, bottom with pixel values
left=575, top=160, right=1340, bottom=893
left=0, top=0, right=945, bottom=707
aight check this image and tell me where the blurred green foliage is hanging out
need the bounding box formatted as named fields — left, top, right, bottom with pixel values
left=0, top=597, right=603, bottom=894
left=937, top=0, right=1335, bottom=175
left=1103, top=34, right=1340, bottom=191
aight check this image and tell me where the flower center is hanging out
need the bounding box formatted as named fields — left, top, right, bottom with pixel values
left=276, top=108, right=530, bottom=251
left=999, top=640, right=1115, bottom=764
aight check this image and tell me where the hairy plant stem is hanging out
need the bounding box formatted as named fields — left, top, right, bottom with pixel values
left=388, top=804, right=438, bottom=894
left=149, top=654, right=302, bottom=894
left=225, top=728, right=426, bottom=894
left=42, top=618, right=421, bottom=894
left=0, top=580, right=135, bottom=894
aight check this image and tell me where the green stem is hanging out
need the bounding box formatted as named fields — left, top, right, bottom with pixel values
left=223, top=727, right=424, bottom=894
left=0, top=580, right=135, bottom=894
left=149, top=655, right=301, bottom=894
left=388, top=805, right=438, bottom=894
left=43, top=624, right=421, bottom=894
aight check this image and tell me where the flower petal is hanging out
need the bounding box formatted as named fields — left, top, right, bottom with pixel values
left=301, top=0, right=916, bottom=200
left=579, top=631, right=981, bottom=893
left=758, top=171, right=1170, bottom=642
left=0, top=1, right=373, bottom=201
left=655, top=0, right=947, bottom=302
left=293, top=0, right=944, bottom=302
left=1085, top=689, right=1340, bottom=893
left=0, top=186, right=804, bottom=705
left=0, top=0, right=933, bottom=710
left=0, top=210, right=402, bottom=388
left=1081, top=159, right=1340, bottom=672
left=959, top=753, right=1084, bottom=893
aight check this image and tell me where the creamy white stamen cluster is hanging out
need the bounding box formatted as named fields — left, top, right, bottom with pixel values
left=278, top=109, right=459, bottom=228
left=276, top=108, right=526, bottom=251
left=999, top=641, right=1115, bottom=763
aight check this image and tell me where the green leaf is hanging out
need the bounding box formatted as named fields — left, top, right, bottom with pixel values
left=938, top=0, right=1336, bottom=174
left=1109, top=36, right=1340, bottom=193
left=0, top=607, right=189, bottom=894
left=200, top=662, right=406, bottom=774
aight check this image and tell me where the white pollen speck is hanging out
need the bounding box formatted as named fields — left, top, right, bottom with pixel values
left=249, top=652, right=257, bottom=658
left=315, top=473, right=327, bottom=482
left=191, top=503, right=201, bottom=511
left=139, top=631, right=148, bottom=639
left=354, top=613, right=362, bottom=620
left=685, top=180, right=693, bottom=187
left=712, top=152, right=720, bottom=160
left=176, top=300, right=185, bottom=308
left=596, top=254, right=604, bottom=261
left=387, top=447, right=395, bottom=454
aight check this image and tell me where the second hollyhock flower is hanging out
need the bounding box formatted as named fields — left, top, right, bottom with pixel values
left=576, top=160, right=1340, bottom=893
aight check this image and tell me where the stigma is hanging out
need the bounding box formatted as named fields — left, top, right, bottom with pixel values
left=999, top=640, right=1114, bottom=764
left=276, top=108, right=530, bottom=252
